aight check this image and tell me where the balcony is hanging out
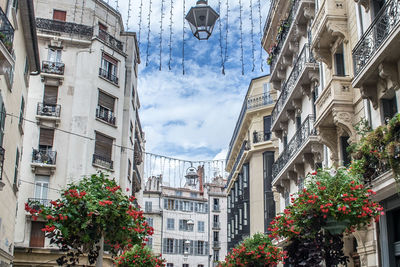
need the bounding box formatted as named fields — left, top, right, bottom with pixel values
left=92, top=154, right=113, bottom=170
left=271, top=44, right=318, bottom=131
left=41, top=61, right=65, bottom=75
left=31, top=149, right=57, bottom=174
left=96, top=106, right=116, bottom=125
left=311, top=0, right=347, bottom=69
left=98, top=29, right=123, bottom=51
left=0, top=7, right=14, bottom=66
left=213, top=205, right=220, bottom=212
left=226, top=141, right=248, bottom=189
left=27, top=198, right=52, bottom=210
left=268, top=0, right=315, bottom=79
left=226, top=93, right=274, bottom=165
left=272, top=115, right=320, bottom=186
left=252, top=131, right=271, bottom=145
left=36, top=103, right=61, bottom=127
left=99, top=68, right=118, bottom=85
left=36, top=18, right=93, bottom=39
left=213, top=222, right=221, bottom=229
left=352, top=0, right=400, bottom=105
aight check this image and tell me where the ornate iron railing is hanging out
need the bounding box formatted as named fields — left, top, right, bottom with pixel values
left=226, top=141, right=248, bottom=188
left=253, top=131, right=271, bottom=144
left=0, top=7, right=14, bottom=53
left=37, top=103, right=61, bottom=117
left=272, top=115, right=316, bottom=179
left=271, top=44, right=315, bottom=125
left=42, top=61, right=65, bottom=75
left=99, top=68, right=119, bottom=85
left=353, top=0, right=400, bottom=76
left=92, top=154, right=113, bottom=169
left=226, top=93, right=274, bottom=164
left=269, top=0, right=300, bottom=71
left=96, top=106, right=116, bottom=125
left=363, top=162, right=391, bottom=185
left=28, top=198, right=52, bottom=209
left=32, top=149, right=57, bottom=165
left=36, top=18, right=93, bottom=38
left=98, top=29, right=124, bottom=51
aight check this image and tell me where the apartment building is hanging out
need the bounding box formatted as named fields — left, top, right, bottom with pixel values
left=143, top=166, right=228, bottom=267
left=262, top=0, right=400, bottom=266
left=12, top=0, right=144, bottom=265
left=0, top=0, right=40, bottom=265
left=225, top=75, right=277, bottom=250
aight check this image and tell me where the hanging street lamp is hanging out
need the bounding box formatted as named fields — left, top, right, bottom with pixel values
left=185, top=166, right=199, bottom=187
left=185, top=0, right=219, bottom=40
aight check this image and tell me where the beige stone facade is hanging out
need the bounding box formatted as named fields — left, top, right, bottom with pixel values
left=225, top=75, right=278, bottom=250
left=0, top=0, right=40, bottom=265
left=262, top=0, right=400, bottom=266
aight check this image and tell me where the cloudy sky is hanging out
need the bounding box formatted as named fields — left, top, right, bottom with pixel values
left=116, top=0, right=271, bottom=161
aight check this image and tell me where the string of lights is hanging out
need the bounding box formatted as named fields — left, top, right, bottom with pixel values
left=257, top=0, right=264, bottom=72
left=168, top=0, right=174, bottom=70
left=159, top=0, right=165, bottom=70
left=224, top=0, right=229, bottom=71
left=218, top=0, right=225, bottom=75
left=80, top=0, right=86, bottom=24
left=249, top=0, right=255, bottom=72
left=125, top=0, right=132, bottom=30
left=238, top=0, right=244, bottom=75
left=182, top=0, right=186, bottom=75
left=138, top=0, right=143, bottom=46
left=146, top=0, right=153, bottom=66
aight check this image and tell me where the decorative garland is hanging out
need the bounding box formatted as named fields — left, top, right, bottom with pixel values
left=145, top=0, right=153, bottom=66
left=218, top=0, right=225, bottom=74
left=224, top=0, right=229, bottom=72
left=126, top=0, right=132, bottom=30
left=138, top=0, right=143, bottom=46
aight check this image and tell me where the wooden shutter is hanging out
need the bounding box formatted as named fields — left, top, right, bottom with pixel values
left=43, top=86, right=58, bottom=105
left=95, top=133, right=113, bottom=159
left=98, top=91, right=115, bottom=110
left=30, top=222, right=45, bottom=247
left=53, top=10, right=66, bottom=21
left=39, top=128, right=55, bottom=147
left=102, top=53, right=118, bottom=65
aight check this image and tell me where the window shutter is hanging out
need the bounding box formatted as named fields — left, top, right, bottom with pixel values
left=190, top=240, right=194, bottom=255
left=163, top=238, right=167, bottom=253
left=178, top=239, right=183, bottom=254
left=43, top=86, right=58, bottom=105
left=53, top=10, right=66, bottom=21
left=39, top=128, right=55, bottom=147
left=98, top=91, right=115, bottom=111
left=102, top=53, right=118, bottom=65
left=94, top=133, right=113, bottom=159
left=164, top=199, right=168, bottom=209
left=30, top=222, right=46, bottom=247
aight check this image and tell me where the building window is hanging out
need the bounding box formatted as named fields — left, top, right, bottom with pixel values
left=146, top=217, right=153, bottom=227
left=213, top=231, right=219, bottom=242
left=39, top=128, right=54, bottom=151
left=213, top=215, right=219, bottom=227
left=340, top=136, right=351, bottom=167
left=18, top=96, right=24, bottom=129
left=165, top=238, right=174, bottom=253
left=283, top=135, right=288, bottom=149
left=213, top=198, right=220, bottom=211
left=264, top=115, right=272, bottom=141
left=298, top=177, right=304, bottom=191
left=165, top=199, right=175, bottom=210
left=43, top=85, right=59, bottom=107
left=13, top=147, right=19, bottom=186
left=198, top=221, right=205, bottom=232
left=145, top=201, right=152, bottom=212
left=167, top=264, right=174, bottom=267
left=146, top=237, right=153, bottom=248
left=24, top=56, right=30, bottom=85
left=33, top=129, right=56, bottom=165
left=97, top=90, right=116, bottom=125
left=190, top=192, right=197, bottom=198
left=53, top=9, right=66, bottom=21
left=176, top=191, right=182, bottom=196
left=179, top=219, right=194, bottom=231
left=213, top=250, right=219, bottom=262
left=48, top=47, right=62, bottom=63
left=34, top=176, right=49, bottom=200
left=0, top=96, right=5, bottom=147
left=382, top=96, right=398, bottom=123
left=197, top=241, right=204, bottom=255
left=93, top=132, right=113, bottom=169
left=167, top=218, right=175, bottom=230
left=127, top=159, right=131, bottom=183
left=183, top=264, right=189, bottom=267
left=334, top=44, right=346, bottom=76
left=30, top=222, right=45, bottom=247
left=100, top=53, right=118, bottom=84
left=11, top=0, right=18, bottom=13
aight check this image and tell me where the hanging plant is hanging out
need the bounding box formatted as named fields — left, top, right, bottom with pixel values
left=25, top=172, right=153, bottom=265
left=115, top=244, right=165, bottom=267
left=217, top=233, right=286, bottom=267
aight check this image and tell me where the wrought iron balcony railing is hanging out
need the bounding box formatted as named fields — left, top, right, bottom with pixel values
left=99, top=68, right=119, bottom=85
left=271, top=44, right=315, bottom=126
left=92, top=154, right=113, bottom=170
left=28, top=198, right=52, bottom=209
left=353, top=0, right=400, bottom=77
left=253, top=131, right=271, bottom=144
left=96, top=106, right=116, bottom=125
left=226, top=93, right=273, bottom=164
left=269, top=0, right=300, bottom=72
left=363, top=162, right=391, bottom=185
left=272, top=115, right=316, bottom=179
left=36, top=18, right=93, bottom=38
left=98, top=29, right=124, bottom=51
left=226, top=141, right=248, bottom=188
left=42, top=61, right=65, bottom=75
left=32, top=149, right=57, bottom=165
left=0, top=7, right=14, bottom=53
left=37, top=103, right=61, bottom=117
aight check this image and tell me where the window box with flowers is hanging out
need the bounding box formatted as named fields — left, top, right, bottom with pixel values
left=268, top=168, right=384, bottom=266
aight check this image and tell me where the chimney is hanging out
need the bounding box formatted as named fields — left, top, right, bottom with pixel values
left=197, top=165, right=204, bottom=196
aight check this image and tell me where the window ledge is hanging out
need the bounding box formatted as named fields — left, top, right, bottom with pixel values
left=92, top=162, right=114, bottom=172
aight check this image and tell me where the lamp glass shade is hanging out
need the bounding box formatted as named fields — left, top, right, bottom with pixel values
left=185, top=1, right=219, bottom=40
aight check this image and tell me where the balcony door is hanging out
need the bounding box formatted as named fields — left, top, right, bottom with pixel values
left=263, top=116, right=271, bottom=141
left=43, top=85, right=58, bottom=106
left=34, top=175, right=49, bottom=200
left=48, top=47, right=62, bottom=63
